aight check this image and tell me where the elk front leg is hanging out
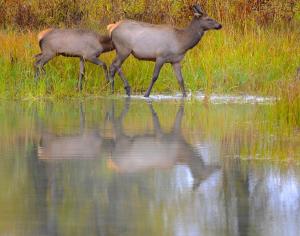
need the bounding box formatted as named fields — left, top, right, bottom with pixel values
left=86, top=57, right=110, bottom=82
left=172, top=62, right=187, bottom=97
left=117, top=69, right=131, bottom=96
left=78, top=57, right=85, bottom=91
left=109, top=49, right=131, bottom=95
left=144, top=59, right=164, bottom=97
left=34, top=53, right=55, bottom=82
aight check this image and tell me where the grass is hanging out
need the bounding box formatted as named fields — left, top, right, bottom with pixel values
left=0, top=25, right=299, bottom=127
left=0, top=26, right=299, bottom=98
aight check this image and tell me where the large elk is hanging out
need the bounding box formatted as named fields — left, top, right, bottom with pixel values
left=108, top=4, right=222, bottom=97
left=108, top=100, right=219, bottom=189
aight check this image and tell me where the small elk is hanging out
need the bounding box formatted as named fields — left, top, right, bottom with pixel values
left=107, top=4, right=222, bottom=97
left=34, top=28, right=130, bottom=93
left=37, top=103, right=104, bottom=160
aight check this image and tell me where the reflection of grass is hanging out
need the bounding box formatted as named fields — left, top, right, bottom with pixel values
left=0, top=99, right=299, bottom=162
left=0, top=99, right=299, bottom=234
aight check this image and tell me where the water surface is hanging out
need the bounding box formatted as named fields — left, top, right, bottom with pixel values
left=0, top=97, right=299, bottom=236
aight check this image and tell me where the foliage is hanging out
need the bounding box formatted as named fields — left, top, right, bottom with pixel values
left=0, top=0, right=299, bottom=30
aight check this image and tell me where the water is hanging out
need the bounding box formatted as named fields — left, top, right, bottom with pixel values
left=131, top=92, right=276, bottom=104
left=0, top=97, right=299, bottom=236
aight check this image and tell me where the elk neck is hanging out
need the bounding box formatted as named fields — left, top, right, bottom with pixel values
left=99, top=35, right=115, bottom=52
left=179, top=17, right=205, bottom=51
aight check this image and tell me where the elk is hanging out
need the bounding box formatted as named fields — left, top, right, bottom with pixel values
left=34, top=28, right=130, bottom=94
left=36, top=100, right=128, bottom=161
left=108, top=100, right=219, bottom=189
left=108, top=4, right=222, bottom=97
left=37, top=103, right=105, bottom=160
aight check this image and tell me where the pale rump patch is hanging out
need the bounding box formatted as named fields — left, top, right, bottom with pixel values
left=38, top=28, right=53, bottom=42
left=107, top=159, right=120, bottom=172
left=107, top=21, right=122, bottom=36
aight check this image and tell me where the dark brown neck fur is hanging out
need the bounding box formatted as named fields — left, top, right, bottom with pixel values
left=99, top=35, right=115, bottom=52
left=179, top=17, right=204, bottom=52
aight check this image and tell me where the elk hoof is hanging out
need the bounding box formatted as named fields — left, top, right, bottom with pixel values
left=125, top=86, right=131, bottom=96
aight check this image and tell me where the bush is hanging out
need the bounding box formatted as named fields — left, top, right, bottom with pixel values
left=0, top=0, right=299, bottom=30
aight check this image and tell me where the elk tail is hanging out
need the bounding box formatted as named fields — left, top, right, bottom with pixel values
left=107, top=21, right=122, bottom=37
left=37, top=28, right=53, bottom=47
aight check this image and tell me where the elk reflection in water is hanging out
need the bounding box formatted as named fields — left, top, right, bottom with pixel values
left=34, top=99, right=220, bottom=235
left=107, top=100, right=219, bottom=189
left=1, top=99, right=300, bottom=235
left=38, top=104, right=104, bottom=160
left=37, top=99, right=219, bottom=190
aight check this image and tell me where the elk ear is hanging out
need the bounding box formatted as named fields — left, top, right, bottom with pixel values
left=192, top=4, right=204, bottom=17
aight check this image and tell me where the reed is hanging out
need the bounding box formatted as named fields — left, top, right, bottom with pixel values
left=0, top=27, right=299, bottom=98
left=0, top=0, right=299, bottom=30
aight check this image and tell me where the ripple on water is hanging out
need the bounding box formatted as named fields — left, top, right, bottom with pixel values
left=130, top=92, right=277, bottom=104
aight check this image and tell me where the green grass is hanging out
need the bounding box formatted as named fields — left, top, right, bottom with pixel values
left=0, top=27, right=299, bottom=126
left=0, top=27, right=299, bottom=98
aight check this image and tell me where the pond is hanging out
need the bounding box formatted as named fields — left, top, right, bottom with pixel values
left=0, top=97, right=299, bottom=236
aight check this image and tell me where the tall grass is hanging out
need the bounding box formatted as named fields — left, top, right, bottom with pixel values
left=1, top=0, right=299, bottom=30
left=0, top=26, right=299, bottom=98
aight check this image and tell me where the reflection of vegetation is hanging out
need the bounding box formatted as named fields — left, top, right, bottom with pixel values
left=182, top=102, right=300, bottom=160
left=0, top=99, right=299, bottom=160
left=0, top=99, right=299, bottom=235
left=0, top=143, right=48, bottom=235
left=0, top=99, right=299, bottom=161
